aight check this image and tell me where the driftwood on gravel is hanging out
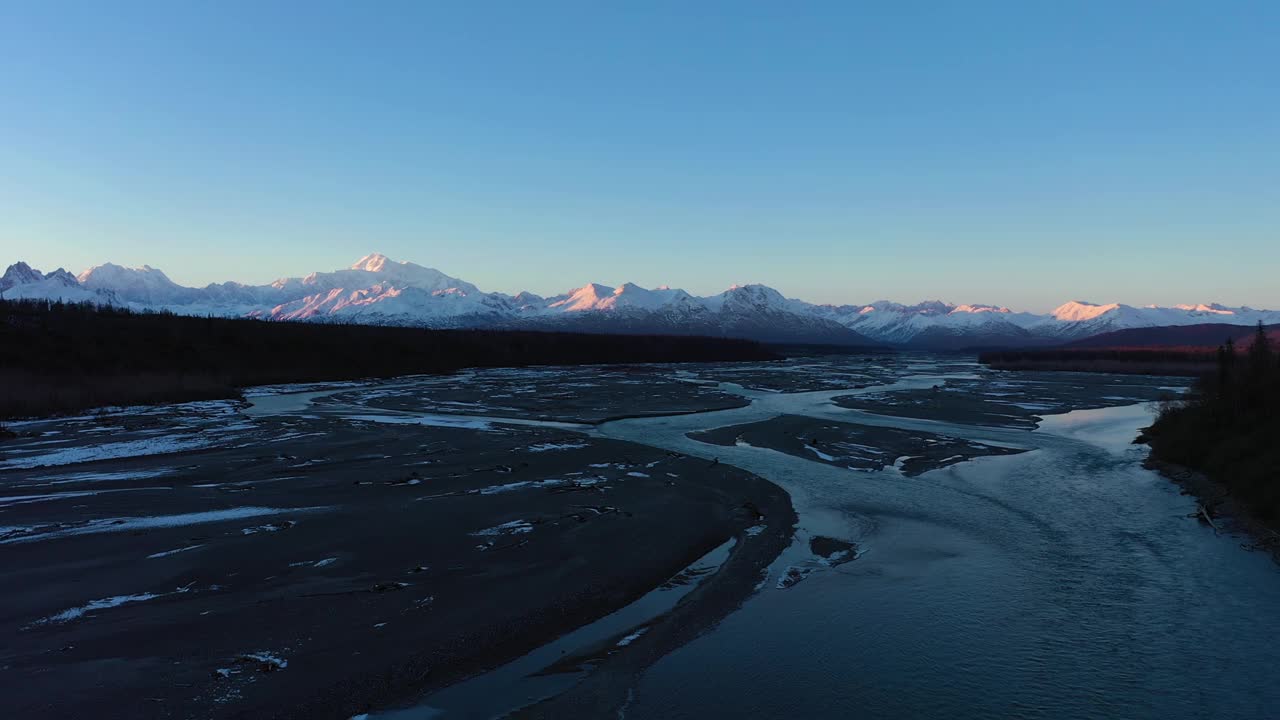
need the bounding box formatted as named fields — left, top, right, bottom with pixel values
left=1198, top=504, right=1220, bottom=534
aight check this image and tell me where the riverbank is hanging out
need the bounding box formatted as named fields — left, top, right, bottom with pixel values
left=1142, top=456, right=1280, bottom=564
left=509, top=499, right=796, bottom=719
left=1140, top=325, right=1279, bottom=548
left=978, top=348, right=1214, bottom=376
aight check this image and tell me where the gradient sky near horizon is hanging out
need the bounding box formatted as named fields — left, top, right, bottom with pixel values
left=1, top=1, right=1277, bottom=312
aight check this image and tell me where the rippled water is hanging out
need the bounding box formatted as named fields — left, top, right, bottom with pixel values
left=602, top=384, right=1280, bottom=719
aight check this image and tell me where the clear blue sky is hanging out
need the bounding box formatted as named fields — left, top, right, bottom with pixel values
left=1, top=1, right=1276, bottom=311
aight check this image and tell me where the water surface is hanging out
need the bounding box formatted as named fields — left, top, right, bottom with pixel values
left=611, top=395, right=1280, bottom=719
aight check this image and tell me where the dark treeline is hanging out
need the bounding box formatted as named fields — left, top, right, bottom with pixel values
left=1147, top=323, right=1280, bottom=525
left=978, top=347, right=1217, bottom=376
left=1065, top=322, right=1280, bottom=350
left=0, top=299, right=777, bottom=419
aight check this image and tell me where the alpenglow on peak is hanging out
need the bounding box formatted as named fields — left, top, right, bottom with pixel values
left=350, top=253, right=394, bottom=273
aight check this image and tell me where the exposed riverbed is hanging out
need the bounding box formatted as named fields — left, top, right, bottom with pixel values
left=4, top=356, right=1276, bottom=719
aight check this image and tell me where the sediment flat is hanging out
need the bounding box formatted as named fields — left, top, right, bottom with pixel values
left=348, top=364, right=752, bottom=422
left=0, top=376, right=792, bottom=720
left=688, top=414, right=1026, bottom=476
left=832, top=370, right=1183, bottom=428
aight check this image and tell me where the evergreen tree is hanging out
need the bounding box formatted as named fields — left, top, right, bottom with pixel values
left=1249, top=321, right=1272, bottom=374
left=1217, top=343, right=1229, bottom=392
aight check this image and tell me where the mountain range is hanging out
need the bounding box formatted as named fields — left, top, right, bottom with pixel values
left=4, top=254, right=1278, bottom=349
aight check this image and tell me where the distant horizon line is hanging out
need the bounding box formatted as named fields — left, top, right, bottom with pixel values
left=7, top=253, right=1277, bottom=316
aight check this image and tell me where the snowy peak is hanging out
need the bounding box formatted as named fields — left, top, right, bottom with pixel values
left=908, top=300, right=954, bottom=316
left=951, top=304, right=1010, bottom=314
left=350, top=252, right=392, bottom=272
left=1049, top=300, right=1123, bottom=323
left=539, top=280, right=811, bottom=319
left=76, top=262, right=175, bottom=287
left=342, top=253, right=481, bottom=295
left=260, top=254, right=481, bottom=301
left=603, top=282, right=659, bottom=310
left=709, top=284, right=797, bottom=313
left=511, top=290, right=546, bottom=308
left=523, top=281, right=701, bottom=316
left=1172, top=303, right=1238, bottom=315
left=548, top=283, right=616, bottom=312
left=605, top=283, right=696, bottom=311
left=1, top=262, right=44, bottom=292
left=77, top=263, right=186, bottom=304
left=45, top=268, right=80, bottom=287
left=0, top=261, right=118, bottom=305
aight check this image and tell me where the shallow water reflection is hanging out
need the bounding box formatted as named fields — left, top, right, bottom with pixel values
left=617, top=401, right=1280, bottom=720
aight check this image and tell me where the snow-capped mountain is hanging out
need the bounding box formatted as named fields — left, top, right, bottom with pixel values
left=1, top=254, right=872, bottom=345
left=525, top=282, right=870, bottom=345
left=0, top=261, right=45, bottom=292
left=812, top=300, right=1045, bottom=348
left=1, top=261, right=118, bottom=305
left=76, top=263, right=195, bottom=305
left=805, top=298, right=1280, bottom=348
left=1032, top=300, right=1280, bottom=342
left=542, top=282, right=698, bottom=314
left=4, top=254, right=1278, bottom=349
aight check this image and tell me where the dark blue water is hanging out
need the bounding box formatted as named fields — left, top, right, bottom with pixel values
left=613, top=403, right=1280, bottom=719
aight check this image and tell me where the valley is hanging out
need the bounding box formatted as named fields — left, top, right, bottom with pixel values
left=5, top=355, right=1276, bottom=719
